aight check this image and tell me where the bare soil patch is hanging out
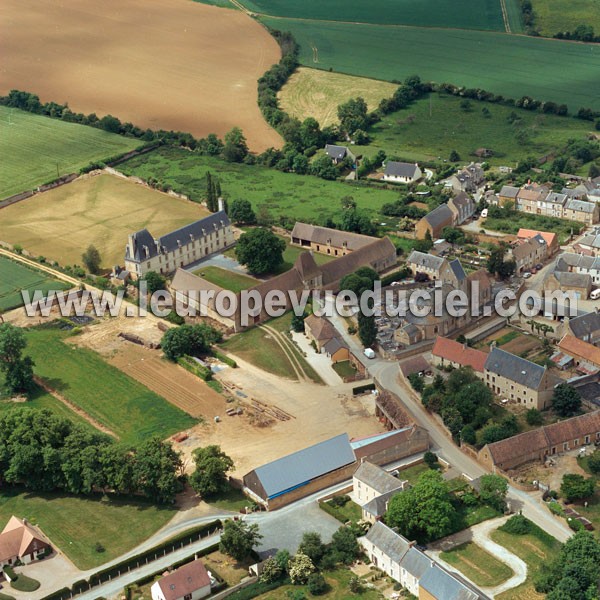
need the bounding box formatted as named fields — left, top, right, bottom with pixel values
left=0, top=0, right=282, bottom=151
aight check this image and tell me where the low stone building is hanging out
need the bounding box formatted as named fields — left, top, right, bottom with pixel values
left=564, top=311, right=600, bottom=346
left=545, top=271, right=592, bottom=300
left=517, top=228, right=558, bottom=257
left=415, top=204, right=455, bottom=240
left=290, top=223, right=376, bottom=257
left=558, top=335, right=600, bottom=370
left=509, top=234, right=548, bottom=274
left=478, top=410, right=600, bottom=471
left=431, top=336, right=487, bottom=377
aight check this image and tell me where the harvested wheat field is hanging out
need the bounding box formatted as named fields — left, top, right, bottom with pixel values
left=0, top=173, right=208, bottom=268
left=278, top=67, right=397, bottom=127
left=0, top=0, right=282, bottom=151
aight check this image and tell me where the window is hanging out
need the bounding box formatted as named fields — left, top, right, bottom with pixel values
left=585, top=436, right=590, bottom=444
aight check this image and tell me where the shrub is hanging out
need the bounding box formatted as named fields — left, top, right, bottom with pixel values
left=307, top=573, right=328, bottom=596
left=547, top=501, right=565, bottom=517
left=330, top=495, right=350, bottom=508
left=500, top=515, right=531, bottom=535
left=568, top=517, right=584, bottom=532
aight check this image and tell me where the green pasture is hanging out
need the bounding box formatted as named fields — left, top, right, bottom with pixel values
left=531, top=0, right=600, bottom=37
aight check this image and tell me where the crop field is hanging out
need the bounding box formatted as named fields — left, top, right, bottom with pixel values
left=531, top=0, right=600, bottom=37
left=278, top=68, right=396, bottom=127
left=354, top=91, right=594, bottom=165
left=0, top=107, right=138, bottom=199
left=261, top=18, right=600, bottom=112
left=239, top=0, right=506, bottom=31
left=0, top=490, right=175, bottom=570
left=0, top=174, right=208, bottom=269
left=0, top=0, right=281, bottom=151
left=24, top=326, right=197, bottom=445
left=118, top=147, right=400, bottom=224
left=0, top=256, right=69, bottom=312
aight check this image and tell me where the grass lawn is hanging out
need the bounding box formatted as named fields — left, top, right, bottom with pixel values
left=387, top=235, right=419, bottom=255
left=484, top=214, right=582, bottom=242
left=261, top=18, right=600, bottom=113
left=492, top=518, right=561, bottom=600
left=192, top=266, right=258, bottom=293
left=575, top=455, right=600, bottom=534
left=332, top=360, right=357, bottom=379
left=495, top=330, right=520, bottom=346
left=118, top=146, right=400, bottom=224
left=531, top=0, right=600, bottom=37
left=277, top=235, right=334, bottom=273
left=0, top=173, right=209, bottom=269
left=241, top=0, right=505, bottom=30
left=205, top=487, right=253, bottom=512
left=24, top=326, right=197, bottom=444
left=8, top=570, right=40, bottom=592
left=441, top=542, right=514, bottom=587
left=279, top=67, right=397, bottom=127
left=0, top=256, right=69, bottom=311
left=0, top=489, right=175, bottom=570
left=322, top=498, right=363, bottom=524
left=354, top=91, right=594, bottom=166
left=256, top=567, right=382, bottom=599
left=397, top=462, right=430, bottom=485
left=454, top=504, right=502, bottom=530
left=0, top=107, right=138, bottom=199
left=221, top=313, right=323, bottom=383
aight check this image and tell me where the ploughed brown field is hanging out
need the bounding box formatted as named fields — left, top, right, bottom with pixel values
left=0, top=0, right=282, bottom=151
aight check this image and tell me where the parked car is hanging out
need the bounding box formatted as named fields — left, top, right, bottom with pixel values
left=531, top=267, right=537, bottom=275
left=523, top=271, right=532, bottom=279
left=535, top=263, right=543, bottom=270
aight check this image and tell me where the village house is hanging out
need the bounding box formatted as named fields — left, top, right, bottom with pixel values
left=382, top=161, right=422, bottom=184
left=431, top=337, right=487, bottom=378
left=353, top=461, right=406, bottom=521
left=303, top=314, right=355, bottom=365
left=515, top=184, right=551, bottom=214
left=478, top=410, right=600, bottom=471
left=517, top=228, right=558, bottom=256
left=497, top=185, right=519, bottom=206
left=447, top=163, right=486, bottom=193
left=415, top=204, right=455, bottom=239
left=290, top=223, right=375, bottom=257
left=468, top=268, right=493, bottom=307
left=324, top=144, right=355, bottom=165
left=563, top=198, right=599, bottom=226
left=124, top=207, right=235, bottom=279
left=509, top=234, right=548, bottom=274
left=447, top=191, right=476, bottom=224
left=574, top=230, right=600, bottom=256
left=484, top=347, right=556, bottom=409
left=405, top=251, right=454, bottom=282
left=151, top=559, right=213, bottom=600
left=549, top=252, right=600, bottom=288
left=0, top=517, right=51, bottom=566
left=544, top=271, right=592, bottom=300
left=359, top=522, right=487, bottom=599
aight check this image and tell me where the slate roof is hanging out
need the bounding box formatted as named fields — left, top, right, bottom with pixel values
left=363, top=522, right=412, bottom=564
left=449, top=259, right=467, bottom=281
left=423, top=204, right=454, bottom=229
left=290, top=223, right=375, bottom=252
left=568, top=311, right=600, bottom=339
left=400, top=547, right=431, bottom=579
left=419, top=564, right=480, bottom=600
left=451, top=191, right=472, bottom=207
left=251, top=434, right=355, bottom=498
left=553, top=271, right=592, bottom=289
left=406, top=250, right=445, bottom=271
left=294, top=252, right=320, bottom=280
left=432, top=337, right=487, bottom=372
left=545, top=192, right=568, bottom=205
left=399, top=355, right=429, bottom=377
left=499, top=185, right=519, bottom=199
left=325, top=144, right=349, bottom=160
left=126, top=212, right=230, bottom=262
left=323, top=337, right=347, bottom=356
left=384, top=161, right=419, bottom=179
left=484, top=347, right=546, bottom=390
left=354, top=461, right=405, bottom=495
left=576, top=233, right=600, bottom=249
left=566, top=198, right=597, bottom=213
left=156, top=560, right=211, bottom=600
left=304, top=314, right=337, bottom=343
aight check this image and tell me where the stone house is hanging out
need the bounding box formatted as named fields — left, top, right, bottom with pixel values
left=447, top=191, right=475, bottom=224
left=415, top=204, right=455, bottom=240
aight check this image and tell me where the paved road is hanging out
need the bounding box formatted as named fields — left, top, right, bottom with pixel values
left=324, top=298, right=572, bottom=543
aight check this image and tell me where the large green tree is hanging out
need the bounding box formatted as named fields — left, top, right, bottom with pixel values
left=386, top=470, right=455, bottom=543
left=337, top=97, right=368, bottom=136
left=143, top=271, right=167, bottom=295
left=219, top=520, right=262, bottom=561
left=82, top=244, right=102, bottom=274
left=189, top=445, right=234, bottom=498
left=235, top=228, right=286, bottom=275
left=478, top=474, right=508, bottom=511
left=560, top=473, right=596, bottom=502
left=229, top=199, right=256, bottom=225
left=161, top=324, right=221, bottom=361
left=357, top=312, right=377, bottom=348
left=552, top=384, right=582, bottom=417
left=0, top=324, right=35, bottom=394
left=222, top=127, right=249, bottom=163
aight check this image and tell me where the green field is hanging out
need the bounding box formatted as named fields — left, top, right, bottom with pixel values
left=261, top=19, right=600, bottom=112
left=118, top=146, right=399, bottom=223
left=0, top=256, right=70, bottom=312
left=483, top=213, right=582, bottom=242
left=0, top=489, right=174, bottom=570
left=0, top=107, right=138, bottom=199
left=24, top=327, right=197, bottom=444
left=354, top=92, right=594, bottom=165
left=441, top=542, right=514, bottom=587
left=240, top=0, right=505, bottom=30
left=532, top=0, right=600, bottom=37
left=193, top=266, right=259, bottom=292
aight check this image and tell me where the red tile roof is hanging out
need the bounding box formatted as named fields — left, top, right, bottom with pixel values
left=558, top=335, right=600, bottom=368
left=517, top=228, right=557, bottom=248
left=431, top=337, right=487, bottom=373
left=156, top=560, right=211, bottom=600
left=0, top=517, right=50, bottom=563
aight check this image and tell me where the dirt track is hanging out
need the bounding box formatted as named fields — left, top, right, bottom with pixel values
left=0, top=0, right=282, bottom=151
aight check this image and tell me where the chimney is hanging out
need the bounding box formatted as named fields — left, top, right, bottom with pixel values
left=218, top=197, right=225, bottom=212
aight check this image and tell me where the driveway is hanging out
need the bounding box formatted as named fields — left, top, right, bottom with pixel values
left=428, top=516, right=527, bottom=598
left=290, top=331, right=343, bottom=386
